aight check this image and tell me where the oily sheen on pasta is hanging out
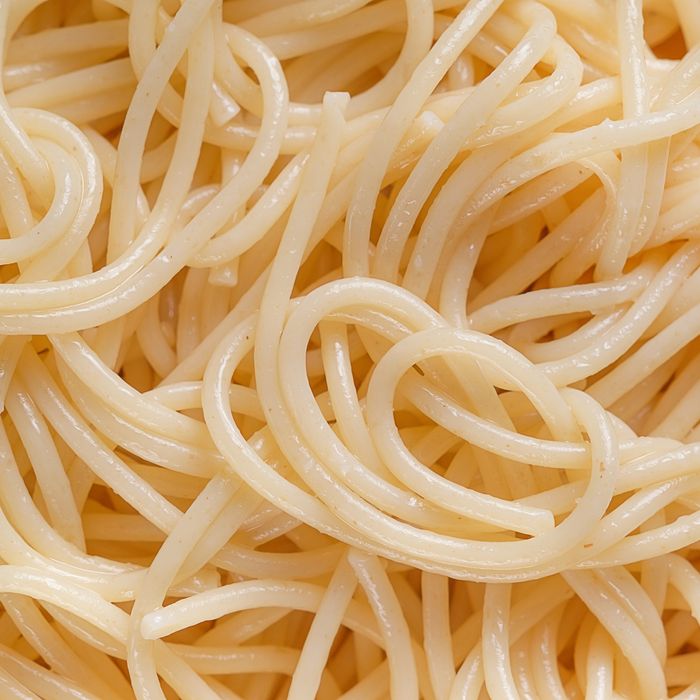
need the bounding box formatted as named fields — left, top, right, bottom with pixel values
left=2, top=0, right=700, bottom=698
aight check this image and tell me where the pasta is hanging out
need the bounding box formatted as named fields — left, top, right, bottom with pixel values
left=2, top=0, right=700, bottom=697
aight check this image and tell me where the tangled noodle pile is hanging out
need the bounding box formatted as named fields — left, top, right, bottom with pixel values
left=0, top=0, right=700, bottom=698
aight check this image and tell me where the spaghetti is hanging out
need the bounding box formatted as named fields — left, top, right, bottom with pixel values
left=0, top=0, right=699, bottom=698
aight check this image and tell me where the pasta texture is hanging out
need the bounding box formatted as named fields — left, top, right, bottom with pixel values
left=1, top=0, right=700, bottom=698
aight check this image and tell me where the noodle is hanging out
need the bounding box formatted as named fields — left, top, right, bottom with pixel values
left=0, top=0, right=700, bottom=698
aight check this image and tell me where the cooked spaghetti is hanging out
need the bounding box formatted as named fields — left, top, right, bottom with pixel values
left=0, top=0, right=698, bottom=698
